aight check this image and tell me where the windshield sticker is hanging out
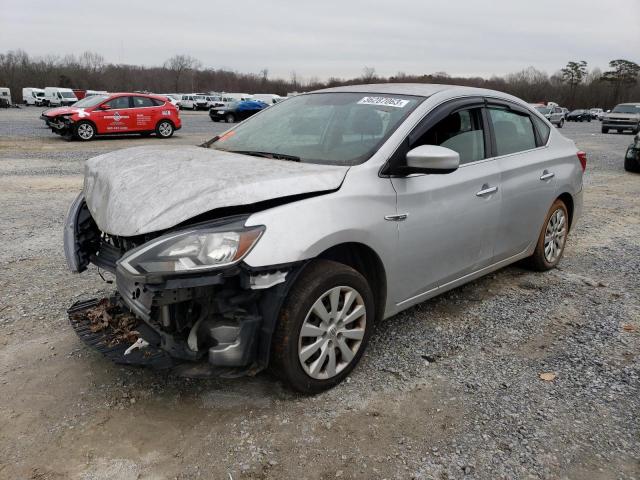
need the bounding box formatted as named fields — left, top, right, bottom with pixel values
left=358, top=96, right=409, bottom=108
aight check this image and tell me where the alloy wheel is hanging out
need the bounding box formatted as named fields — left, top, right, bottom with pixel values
left=77, top=123, right=94, bottom=140
left=158, top=122, right=173, bottom=137
left=544, top=208, right=567, bottom=263
left=298, top=286, right=366, bottom=380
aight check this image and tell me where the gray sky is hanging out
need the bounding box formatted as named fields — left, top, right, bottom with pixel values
left=1, top=0, right=639, bottom=81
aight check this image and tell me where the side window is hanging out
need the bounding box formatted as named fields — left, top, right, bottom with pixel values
left=531, top=115, right=550, bottom=145
left=151, top=98, right=164, bottom=106
left=133, top=96, right=155, bottom=108
left=488, top=108, right=537, bottom=156
left=412, top=108, right=486, bottom=164
left=105, top=96, right=131, bottom=109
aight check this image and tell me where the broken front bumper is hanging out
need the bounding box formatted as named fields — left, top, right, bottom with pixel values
left=68, top=261, right=296, bottom=377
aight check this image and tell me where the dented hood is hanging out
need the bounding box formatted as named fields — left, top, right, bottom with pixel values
left=83, top=145, right=348, bottom=236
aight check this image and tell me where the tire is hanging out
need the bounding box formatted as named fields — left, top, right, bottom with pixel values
left=617, top=129, right=623, bottom=134
left=624, top=148, right=640, bottom=173
left=558, top=119, right=564, bottom=128
left=270, top=260, right=374, bottom=394
left=73, top=121, right=95, bottom=141
left=155, top=120, right=174, bottom=138
left=524, top=199, right=569, bottom=272
left=602, top=127, right=609, bottom=134
left=225, top=113, right=236, bottom=123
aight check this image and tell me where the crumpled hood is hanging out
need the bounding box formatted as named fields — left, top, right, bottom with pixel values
left=83, top=145, right=349, bottom=236
left=43, top=106, right=81, bottom=117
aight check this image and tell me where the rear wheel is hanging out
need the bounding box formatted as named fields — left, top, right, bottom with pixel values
left=524, top=199, right=569, bottom=271
left=74, top=121, right=95, bottom=141
left=270, top=260, right=374, bottom=394
left=602, top=127, right=609, bottom=134
left=155, top=120, right=174, bottom=138
left=558, top=119, right=564, bottom=128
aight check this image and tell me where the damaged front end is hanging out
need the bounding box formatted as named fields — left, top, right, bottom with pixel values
left=64, top=193, right=299, bottom=377
left=45, top=113, right=75, bottom=136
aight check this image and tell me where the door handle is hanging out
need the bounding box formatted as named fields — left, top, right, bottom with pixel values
left=476, top=185, right=498, bottom=197
left=540, top=171, right=555, bottom=181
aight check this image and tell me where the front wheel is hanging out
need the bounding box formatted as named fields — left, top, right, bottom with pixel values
left=73, top=121, right=95, bottom=141
left=270, top=260, right=374, bottom=394
left=524, top=199, right=569, bottom=271
left=558, top=119, right=564, bottom=128
left=602, top=127, right=609, bottom=134
left=225, top=113, right=236, bottom=123
left=155, top=120, right=174, bottom=138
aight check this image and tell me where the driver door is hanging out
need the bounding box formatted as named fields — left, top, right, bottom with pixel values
left=390, top=99, right=502, bottom=306
left=94, top=96, right=133, bottom=134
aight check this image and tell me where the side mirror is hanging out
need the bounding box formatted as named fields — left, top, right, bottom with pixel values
left=99, top=104, right=110, bottom=110
left=403, top=145, right=460, bottom=174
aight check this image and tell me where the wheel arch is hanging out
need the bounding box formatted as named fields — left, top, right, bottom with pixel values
left=315, top=242, right=387, bottom=324
left=556, top=192, right=574, bottom=230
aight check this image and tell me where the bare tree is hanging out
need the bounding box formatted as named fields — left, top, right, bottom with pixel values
left=361, top=66, right=376, bottom=83
left=164, top=54, right=201, bottom=92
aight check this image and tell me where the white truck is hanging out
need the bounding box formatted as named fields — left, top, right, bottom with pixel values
left=23, top=88, right=46, bottom=106
left=43, top=87, right=78, bottom=107
left=0, top=87, right=12, bottom=107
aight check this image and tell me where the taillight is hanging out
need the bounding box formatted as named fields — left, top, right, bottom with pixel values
left=577, top=151, right=587, bottom=171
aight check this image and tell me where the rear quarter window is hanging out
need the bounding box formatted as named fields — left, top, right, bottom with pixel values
left=531, top=115, right=551, bottom=145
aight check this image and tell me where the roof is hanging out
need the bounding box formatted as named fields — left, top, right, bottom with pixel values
left=314, top=83, right=505, bottom=98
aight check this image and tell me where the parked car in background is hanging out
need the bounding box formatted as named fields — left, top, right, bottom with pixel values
left=43, top=87, right=78, bottom=107
left=533, top=105, right=564, bottom=128
left=566, top=109, right=592, bottom=122
left=0, top=87, right=11, bottom=107
left=209, top=99, right=268, bottom=123
left=86, top=90, right=108, bottom=97
left=64, top=84, right=584, bottom=393
left=601, top=103, right=640, bottom=134
left=589, top=108, right=604, bottom=120
left=624, top=133, right=640, bottom=172
left=179, top=94, right=196, bottom=110
left=252, top=94, right=285, bottom=105
left=160, top=94, right=181, bottom=108
left=193, top=94, right=210, bottom=110
left=22, top=87, right=45, bottom=106
left=205, top=95, right=222, bottom=108
left=224, top=93, right=254, bottom=101
left=41, top=92, right=181, bottom=141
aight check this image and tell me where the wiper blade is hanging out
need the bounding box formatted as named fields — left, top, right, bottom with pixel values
left=230, top=150, right=300, bottom=162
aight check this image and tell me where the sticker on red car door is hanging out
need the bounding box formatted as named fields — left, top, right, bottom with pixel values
left=104, top=111, right=130, bottom=131
left=136, top=113, right=152, bottom=127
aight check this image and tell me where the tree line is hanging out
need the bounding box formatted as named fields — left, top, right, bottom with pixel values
left=1, top=49, right=638, bottom=109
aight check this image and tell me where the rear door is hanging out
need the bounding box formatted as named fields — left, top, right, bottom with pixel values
left=391, top=98, right=502, bottom=305
left=131, top=96, right=158, bottom=132
left=486, top=100, right=557, bottom=261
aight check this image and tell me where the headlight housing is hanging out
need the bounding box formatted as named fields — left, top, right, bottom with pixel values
left=119, top=224, right=264, bottom=275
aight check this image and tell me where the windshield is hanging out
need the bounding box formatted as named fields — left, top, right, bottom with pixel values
left=60, top=91, right=76, bottom=98
left=535, top=107, right=551, bottom=114
left=612, top=105, right=640, bottom=114
left=72, top=94, right=109, bottom=108
left=35, top=92, right=44, bottom=97
left=212, top=92, right=422, bottom=166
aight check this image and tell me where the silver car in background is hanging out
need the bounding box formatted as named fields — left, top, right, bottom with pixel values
left=64, top=84, right=585, bottom=393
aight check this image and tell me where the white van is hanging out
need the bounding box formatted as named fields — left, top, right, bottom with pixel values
left=43, top=87, right=78, bottom=107
left=23, top=88, right=45, bottom=106
left=251, top=94, right=285, bottom=105
left=179, top=94, right=196, bottom=110
left=0, top=87, right=12, bottom=107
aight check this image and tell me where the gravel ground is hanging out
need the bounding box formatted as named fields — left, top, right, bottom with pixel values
left=0, top=108, right=638, bottom=480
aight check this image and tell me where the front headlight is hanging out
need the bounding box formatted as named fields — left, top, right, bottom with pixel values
left=119, top=225, right=264, bottom=275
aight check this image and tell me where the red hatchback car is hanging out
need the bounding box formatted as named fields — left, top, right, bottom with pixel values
left=41, top=93, right=182, bottom=141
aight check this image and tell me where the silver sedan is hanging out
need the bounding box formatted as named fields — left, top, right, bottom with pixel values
left=65, top=84, right=585, bottom=393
